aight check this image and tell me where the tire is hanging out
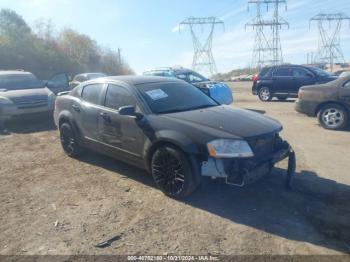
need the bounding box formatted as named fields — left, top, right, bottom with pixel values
left=317, top=104, right=348, bottom=130
left=276, top=96, right=288, bottom=101
left=258, top=87, right=272, bottom=102
left=59, top=122, right=83, bottom=157
left=151, top=145, right=199, bottom=198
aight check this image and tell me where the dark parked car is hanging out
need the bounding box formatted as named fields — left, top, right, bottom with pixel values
left=295, top=76, right=350, bottom=130
left=54, top=76, right=295, bottom=197
left=69, top=73, right=107, bottom=89
left=143, top=67, right=233, bottom=105
left=252, top=65, right=337, bottom=102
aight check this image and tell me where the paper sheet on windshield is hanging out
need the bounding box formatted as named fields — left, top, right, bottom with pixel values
left=146, top=89, right=168, bottom=100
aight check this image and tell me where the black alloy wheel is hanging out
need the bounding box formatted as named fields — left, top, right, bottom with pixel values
left=151, top=145, right=197, bottom=198
left=59, top=123, right=82, bottom=157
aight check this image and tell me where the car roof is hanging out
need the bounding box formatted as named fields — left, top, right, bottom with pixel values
left=261, top=64, right=323, bottom=72
left=101, top=75, right=182, bottom=86
left=0, top=70, right=34, bottom=76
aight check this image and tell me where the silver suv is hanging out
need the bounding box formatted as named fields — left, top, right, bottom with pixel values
left=0, top=71, right=69, bottom=131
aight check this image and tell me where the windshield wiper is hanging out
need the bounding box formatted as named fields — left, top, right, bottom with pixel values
left=158, top=108, right=187, bottom=114
left=189, top=104, right=217, bottom=111
left=158, top=104, right=217, bottom=114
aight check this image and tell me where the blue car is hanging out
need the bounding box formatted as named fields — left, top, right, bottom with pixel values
left=143, top=67, right=233, bottom=105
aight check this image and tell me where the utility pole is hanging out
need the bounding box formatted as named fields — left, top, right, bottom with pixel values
left=310, top=13, right=350, bottom=72
left=306, top=52, right=314, bottom=65
left=246, top=0, right=270, bottom=69
left=118, top=48, right=122, bottom=65
left=246, top=0, right=289, bottom=68
left=179, top=17, right=224, bottom=77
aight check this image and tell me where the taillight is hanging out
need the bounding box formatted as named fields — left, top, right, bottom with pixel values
left=298, top=90, right=304, bottom=99
left=252, top=74, right=259, bottom=82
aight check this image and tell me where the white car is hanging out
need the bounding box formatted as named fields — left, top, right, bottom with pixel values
left=0, top=71, right=69, bottom=122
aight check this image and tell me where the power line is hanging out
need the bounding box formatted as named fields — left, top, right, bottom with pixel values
left=310, top=13, right=350, bottom=72
left=246, top=0, right=289, bottom=68
left=179, top=17, right=224, bottom=77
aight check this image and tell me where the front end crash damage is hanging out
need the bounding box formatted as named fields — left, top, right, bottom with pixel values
left=201, top=136, right=296, bottom=189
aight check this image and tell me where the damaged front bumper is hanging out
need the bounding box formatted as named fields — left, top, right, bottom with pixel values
left=201, top=139, right=296, bottom=189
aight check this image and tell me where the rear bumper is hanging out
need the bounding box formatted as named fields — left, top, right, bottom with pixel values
left=201, top=139, right=296, bottom=188
left=295, top=99, right=317, bottom=116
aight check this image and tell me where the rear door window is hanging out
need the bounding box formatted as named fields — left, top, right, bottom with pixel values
left=292, top=68, right=311, bottom=78
left=259, top=67, right=273, bottom=77
left=104, top=84, right=136, bottom=110
left=274, top=68, right=292, bottom=77
left=81, top=84, right=103, bottom=105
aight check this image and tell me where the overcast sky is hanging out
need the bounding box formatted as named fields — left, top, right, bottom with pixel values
left=1, top=0, right=350, bottom=74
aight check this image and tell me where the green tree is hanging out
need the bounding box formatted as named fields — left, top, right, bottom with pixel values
left=0, top=9, right=134, bottom=79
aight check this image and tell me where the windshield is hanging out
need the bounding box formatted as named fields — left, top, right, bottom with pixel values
left=0, top=74, right=44, bottom=91
left=177, top=71, right=208, bottom=83
left=310, top=67, right=332, bottom=77
left=138, top=82, right=218, bottom=114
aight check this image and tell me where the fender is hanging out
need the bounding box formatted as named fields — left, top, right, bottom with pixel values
left=154, top=129, right=201, bottom=154
left=143, top=129, right=202, bottom=173
left=314, top=100, right=349, bottom=117
left=58, top=110, right=83, bottom=141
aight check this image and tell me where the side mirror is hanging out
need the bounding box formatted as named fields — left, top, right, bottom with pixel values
left=306, top=73, right=314, bottom=78
left=118, top=105, right=143, bottom=119
left=118, top=105, right=135, bottom=116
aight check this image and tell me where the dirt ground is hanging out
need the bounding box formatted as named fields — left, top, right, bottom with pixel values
left=0, top=82, right=350, bottom=256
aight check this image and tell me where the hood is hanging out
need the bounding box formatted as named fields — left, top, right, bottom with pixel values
left=161, top=106, right=282, bottom=139
left=0, top=88, right=51, bottom=100
left=0, top=88, right=52, bottom=107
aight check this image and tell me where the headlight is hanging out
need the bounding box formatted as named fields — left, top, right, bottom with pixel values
left=207, top=139, right=254, bottom=158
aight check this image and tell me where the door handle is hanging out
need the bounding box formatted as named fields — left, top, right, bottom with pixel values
left=72, top=104, right=81, bottom=112
left=99, top=112, right=111, bottom=123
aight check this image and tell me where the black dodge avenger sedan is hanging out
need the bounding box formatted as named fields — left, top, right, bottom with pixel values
left=54, top=76, right=295, bottom=197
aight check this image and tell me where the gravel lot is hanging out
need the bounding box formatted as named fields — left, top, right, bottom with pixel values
left=0, top=82, right=349, bottom=255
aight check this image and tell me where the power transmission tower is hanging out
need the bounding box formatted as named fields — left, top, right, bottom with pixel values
left=179, top=17, right=224, bottom=76
left=246, top=0, right=289, bottom=68
left=310, top=13, right=350, bottom=72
